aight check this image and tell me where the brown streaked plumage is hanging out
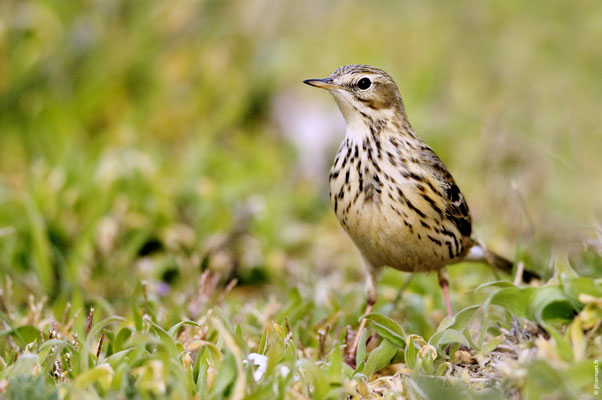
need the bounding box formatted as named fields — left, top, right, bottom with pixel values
left=303, top=64, right=538, bottom=364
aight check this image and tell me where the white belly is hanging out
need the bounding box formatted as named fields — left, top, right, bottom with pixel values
left=334, top=193, right=447, bottom=272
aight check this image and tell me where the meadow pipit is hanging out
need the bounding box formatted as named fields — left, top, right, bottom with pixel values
left=304, top=64, right=538, bottom=361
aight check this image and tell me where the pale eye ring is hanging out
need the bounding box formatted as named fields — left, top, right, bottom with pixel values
left=357, top=77, right=372, bottom=90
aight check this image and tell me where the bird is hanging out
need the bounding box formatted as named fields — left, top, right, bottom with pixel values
left=303, top=64, right=538, bottom=363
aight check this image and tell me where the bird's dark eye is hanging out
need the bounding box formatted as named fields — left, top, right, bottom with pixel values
left=357, top=77, right=371, bottom=90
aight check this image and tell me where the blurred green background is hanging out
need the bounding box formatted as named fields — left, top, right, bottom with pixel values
left=1, top=0, right=601, bottom=312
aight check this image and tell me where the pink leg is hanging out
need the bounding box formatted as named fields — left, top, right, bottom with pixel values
left=438, top=268, right=453, bottom=317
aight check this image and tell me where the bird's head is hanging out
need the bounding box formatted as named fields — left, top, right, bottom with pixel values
left=303, top=64, right=407, bottom=126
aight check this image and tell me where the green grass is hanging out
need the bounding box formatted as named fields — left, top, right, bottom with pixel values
left=1, top=0, right=601, bottom=398
left=1, top=263, right=601, bottom=399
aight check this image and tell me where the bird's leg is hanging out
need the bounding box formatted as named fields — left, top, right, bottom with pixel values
left=437, top=268, right=453, bottom=317
left=346, top=267, right=378, bottom=366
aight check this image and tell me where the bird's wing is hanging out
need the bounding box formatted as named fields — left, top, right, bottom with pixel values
left=419, top=148, right=472, bottom=238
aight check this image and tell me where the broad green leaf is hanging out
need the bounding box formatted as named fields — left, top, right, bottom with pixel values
left=271, top=322, right=286, bottom=340
left=265, top=336, right=284, bottom=376
left=258, top=329, right=267, bottom=354
left=428, top=329, right=469, bottom=348
left=233, top=324, right=247, bottom=354
left=363, top=339, right=398, bottom=376
left=404, top=335, right=419, bottom=369
left=210, top=317, right=245, bottom=400
left=38, top=339, right=77, bottom=354
left=525, top=359, right=572, bottom=398
left=434, top=361, right=450, bottom=377
left=89, top=316, right=126, bottom=340
left=363, top=313, right=406, bottom=348
left=486, top=286, right=536, bottom=319
left=132, top=299, right=143, bottom=332
left=353, top=361, right=366, bottom=376
left=355, top=328, right=368, bottom=367
left=195, top=347, right=210, bottom=392
left=476, top=318, right=490, bottom=349
left=569, top=317, right=586, bottom=361
left=210, top=352, right=237, bottom=398
left=475, top=280, right=517, bottom=292
left=529, top=286, right=576, bottom=325
left=0, top=325, right=40, bottom=347
left=326, top=344, right=343, bottom=383
left=74, top=363, right=113, bottom=389
left=464, top=329, right=478, bottom=351
left=564, top=360, right=597, bottom=391
left=187, top=340, right=222, bottom=363
left=435, top=315, right=455, bottom=332
left=113, top=327, right=133, bottom=352
left=149, top=320, right=179, bottom=358
left=297, top=359, right=329, bottom=400
left=104, top=348, right=135, bottom=368
left=111, top=363, right=128, bottom=392
left=448, top=342, right=461, bottom=360
left=436, top=305, right=480, bottom=333
left=5, top=354, right=40, bottom=377
left=408, top=374, right=505, bottom=400
left=544, top=326, right=573, bottom=363
left=167, top=320, right=200, bottom=337
left=282, top=333, right=298, bottom=363
left=480, top=335, right=506, bottom=354
left=561, top=276, right=602, bottom=304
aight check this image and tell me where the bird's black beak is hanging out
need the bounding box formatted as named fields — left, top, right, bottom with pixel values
left=303, top=78, right=338, bottom=90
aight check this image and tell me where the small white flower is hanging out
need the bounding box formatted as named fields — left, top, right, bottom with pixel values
left=247, top=353, right=268, bottom=382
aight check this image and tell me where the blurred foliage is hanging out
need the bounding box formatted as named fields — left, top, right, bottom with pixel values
left=0, top=0, right=601, bottom=398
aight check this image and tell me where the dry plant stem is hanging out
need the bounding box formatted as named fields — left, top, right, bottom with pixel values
left=348, top=301, right=374, bottom=364
left=513, top=262, right=525, bottom=286
left=218, top=279, right=238, bottom=303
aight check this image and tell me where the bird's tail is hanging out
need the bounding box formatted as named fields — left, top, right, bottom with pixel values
left=464, top=242, right=539, bottom=283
